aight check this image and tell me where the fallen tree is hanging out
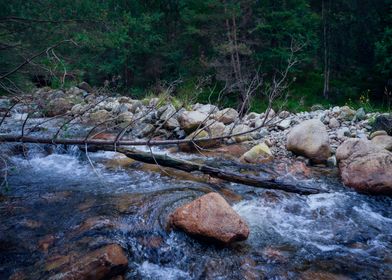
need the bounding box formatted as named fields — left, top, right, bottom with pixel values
left=0, top=132, right=322, bottom=195
left=105, top=146, right=322, bottom=195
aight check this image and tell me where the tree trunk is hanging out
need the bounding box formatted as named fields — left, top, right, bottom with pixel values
left=100, top=146, right=322, bottom=195
left=322, top=0, right=330, bottom=99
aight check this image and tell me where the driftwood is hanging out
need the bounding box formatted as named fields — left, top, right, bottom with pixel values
left=99, top=146, right=322, bottom=195
left=0, top=133, right=322, bottom=194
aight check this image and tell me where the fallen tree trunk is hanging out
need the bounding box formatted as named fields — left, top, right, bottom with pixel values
left=99, top=146, right=322, bottom=195
left=0, top=134, right=323, bottom=195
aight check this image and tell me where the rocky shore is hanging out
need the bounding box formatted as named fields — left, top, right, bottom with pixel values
left=1, top=85, right=391, bottom=196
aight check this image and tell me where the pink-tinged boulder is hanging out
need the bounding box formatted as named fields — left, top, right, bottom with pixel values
left=287, top=119, right=331, bottom=163
left=169, top=192, right=249, bottom=244
left=336, top=138, right=392, bottom=195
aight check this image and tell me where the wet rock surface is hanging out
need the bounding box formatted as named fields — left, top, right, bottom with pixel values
left=169, top=192, right=249, bottom=244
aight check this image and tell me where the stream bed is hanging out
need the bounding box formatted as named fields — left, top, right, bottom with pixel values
left=0, top=118, right=391, bottom=279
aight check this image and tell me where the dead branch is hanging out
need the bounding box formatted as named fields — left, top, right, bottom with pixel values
left=0, top=39, right=77, bottom=80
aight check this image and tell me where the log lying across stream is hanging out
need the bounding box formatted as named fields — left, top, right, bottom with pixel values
left=100, top=146, right=323, bottom=195
left=0, top=134, right=323, bottom=195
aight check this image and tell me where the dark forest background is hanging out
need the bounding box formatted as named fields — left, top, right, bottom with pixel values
left=1, top=0, right=391, bottom=111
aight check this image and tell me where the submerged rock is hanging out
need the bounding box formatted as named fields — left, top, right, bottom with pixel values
left=48, top=244, right=128, bottom=280
left=169, top=192, right=249, bottom=244
left=287, top=119, right=331, bottom=163
left=336, top=138, right=392, bottom=194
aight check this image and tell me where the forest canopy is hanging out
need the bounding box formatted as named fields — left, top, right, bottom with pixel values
left=0, top=0, right=391, bottom=111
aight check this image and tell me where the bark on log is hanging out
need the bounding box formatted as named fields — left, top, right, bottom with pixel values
left=0, top=134, right=323, bottom=195
left=100, top=146, right=322, bottom=195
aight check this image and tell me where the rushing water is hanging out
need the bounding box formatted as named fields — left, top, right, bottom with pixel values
left=0, top=117, right=391, bottom=279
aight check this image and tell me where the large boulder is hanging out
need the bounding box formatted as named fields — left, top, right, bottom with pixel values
left=169, top=192, right=249, bottom=244
left=214, top=108, right=239, bottom=124
left=336, top=138, right=392, bottom=195
left=287, top=119, right=331, bottom=163
left=178, top=111, right=208, bottom=133
left=47, top=244, right=128, bottom=280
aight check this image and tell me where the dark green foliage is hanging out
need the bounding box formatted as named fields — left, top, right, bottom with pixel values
left=0, top=0, right=390, bottom=111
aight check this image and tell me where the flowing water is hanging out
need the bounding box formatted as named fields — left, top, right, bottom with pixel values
left=0, top=117, right=391, bottom=279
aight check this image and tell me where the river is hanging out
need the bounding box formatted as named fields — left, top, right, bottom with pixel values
left=0, top=117, right=391, bottom=279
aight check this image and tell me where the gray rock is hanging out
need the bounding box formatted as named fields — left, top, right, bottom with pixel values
left=277, top=119, right=291, bottom=130
left=279, top=111, right=290, bottom=119
left=178, top=111, right=208, bottom=133
left=78, top=81, right=93, bottom=93
left=369, top=130, right=388, bottom=139
left=355, top=107, right=366, bottom=121
left=193, top=103, right=218, bottom=115
left=117, top=112, right=134, bottom=123
left=130, top=100, right=143, bottom=113
left=287, top=119, right=331, bottom=163
left=337, top=127, right=351, bottom=139
left=372, top=114, right=392, bottom=135
left=89, top=110, right=111, bottom=122
left=214, top=108, right=239, bottom=124
left=328, top=117, right=340, bottom=129
left=371, top=135, right=392, bottom=151
left=327, top=155, right=337, bottom=167
left=160, top=104, right=176, bottom=121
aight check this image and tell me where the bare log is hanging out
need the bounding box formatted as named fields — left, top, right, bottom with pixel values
left=101, top=146, right=322, bottom=195
left=0, top=133, right=322, bottom=194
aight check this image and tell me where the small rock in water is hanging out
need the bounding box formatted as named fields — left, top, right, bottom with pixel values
left=169, top=192, right=249, bottom=244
